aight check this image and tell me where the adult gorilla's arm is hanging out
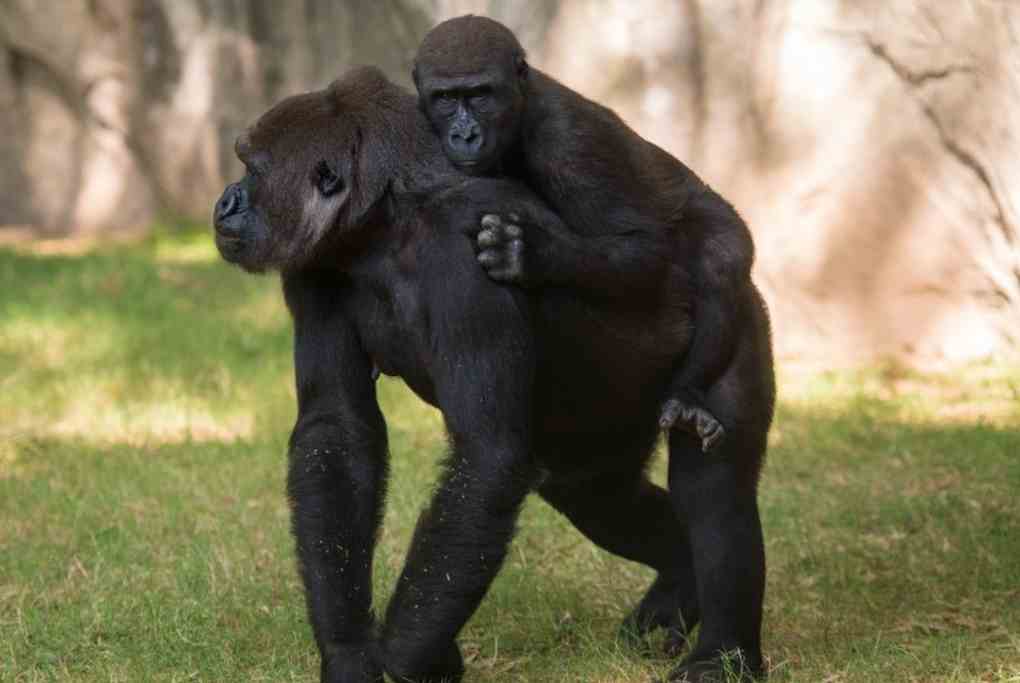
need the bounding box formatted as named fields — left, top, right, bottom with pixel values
left=379, top=230, right=539, bottom=682
left=283, top=273, right=388, bottom=683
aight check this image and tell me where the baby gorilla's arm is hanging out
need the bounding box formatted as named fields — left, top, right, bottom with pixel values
left=470, top=212, right=669, bottom=304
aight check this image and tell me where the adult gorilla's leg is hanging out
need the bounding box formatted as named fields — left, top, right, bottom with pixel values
left=380, top=445, right=537, bottom=682
left=378, top=263, right=537, bottom=683
left=283, top=275, right=390, bottom=683
left=538, top=464, right=700, bottom=648
left=666, top=444, right=765, bottom=680
left=665, top=293, right=774, bottom=682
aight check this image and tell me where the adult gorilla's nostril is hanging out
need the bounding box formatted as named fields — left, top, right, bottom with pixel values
left=214, top=184, right=245, bottom=226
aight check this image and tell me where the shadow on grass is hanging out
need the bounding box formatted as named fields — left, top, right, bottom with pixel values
left=759, top=397, right=1020, bottom=678
left=1, top=242, right=295, bottom=445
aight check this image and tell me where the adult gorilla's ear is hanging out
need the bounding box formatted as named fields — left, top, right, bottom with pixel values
left=347, top=127, right=391, bottom=222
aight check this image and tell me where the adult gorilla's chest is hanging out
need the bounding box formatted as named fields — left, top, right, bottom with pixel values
left=344, top=252, right=438, bottom=405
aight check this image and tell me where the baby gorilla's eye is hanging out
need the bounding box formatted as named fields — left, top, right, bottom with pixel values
left=467, top=85, right=494, bottom=111
left=313, top=160, right=344, bottom=197
left=432, top=91, right=458, bottom=114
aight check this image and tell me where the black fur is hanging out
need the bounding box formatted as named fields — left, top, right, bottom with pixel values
left=213, top=64, right=774, bottom=683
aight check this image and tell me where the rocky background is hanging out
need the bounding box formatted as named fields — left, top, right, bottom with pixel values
left=1, top=0, right=1017, bottom=364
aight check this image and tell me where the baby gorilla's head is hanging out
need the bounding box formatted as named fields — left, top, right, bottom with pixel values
left=413, top=16, right=529, bottom=175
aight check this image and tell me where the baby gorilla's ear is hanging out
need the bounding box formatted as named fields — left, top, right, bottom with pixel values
left=313, top=160, right=344, bottom=197
left=515, top=54, right=529, bottom=79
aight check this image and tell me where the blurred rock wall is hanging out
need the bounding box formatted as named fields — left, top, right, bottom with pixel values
left=1, top=0, right=1017, bottom=363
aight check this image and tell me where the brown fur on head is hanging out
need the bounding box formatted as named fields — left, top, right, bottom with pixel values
left=213, top=66, right=414, bottom=273
left=413, top=15, right=526, bottom=80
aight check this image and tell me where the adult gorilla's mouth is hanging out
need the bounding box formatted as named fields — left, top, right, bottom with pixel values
left=214, top=234, right=246, bottom=262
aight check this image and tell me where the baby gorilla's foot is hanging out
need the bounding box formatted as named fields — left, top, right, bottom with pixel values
left=475, top=214, right=528, bottom=285
left=659, top=399, right=725, bottom=453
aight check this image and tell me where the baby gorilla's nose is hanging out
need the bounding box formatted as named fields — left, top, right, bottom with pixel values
left=449, top=120, right=483, bottom=155
left=453, top=125, right=478, bottom=144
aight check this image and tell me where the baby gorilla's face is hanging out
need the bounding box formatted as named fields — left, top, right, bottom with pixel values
left=415, top=62, right=525, bottom=176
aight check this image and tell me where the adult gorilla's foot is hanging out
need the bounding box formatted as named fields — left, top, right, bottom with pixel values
left=661, top=650, right=764, bottom=682
left=619, top=575, right=698, bottom=654
left=320, top=642, right=384, bottom=683
left=380, top=638, right=464, bottom=683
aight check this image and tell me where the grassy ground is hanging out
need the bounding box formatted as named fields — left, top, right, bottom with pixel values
left=1, top=229, right=1018, bottom=682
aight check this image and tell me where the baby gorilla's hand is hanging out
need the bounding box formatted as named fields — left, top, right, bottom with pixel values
left=475, top=214, right=530, bottom=286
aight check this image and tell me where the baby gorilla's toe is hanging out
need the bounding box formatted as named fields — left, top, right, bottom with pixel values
left=658, top=400, right=725, bottom=453
left=658, top=398, right=685, bottom=429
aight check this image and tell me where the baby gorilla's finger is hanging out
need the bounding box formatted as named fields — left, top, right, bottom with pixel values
left=476, top=228, right=501, bottom=249
left=480, top=214, right=502, bottom=231
left=477, top=250, right=504, bottom=267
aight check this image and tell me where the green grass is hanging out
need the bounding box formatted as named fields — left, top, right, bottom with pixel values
left=2, top=228, right=1019, bottom=682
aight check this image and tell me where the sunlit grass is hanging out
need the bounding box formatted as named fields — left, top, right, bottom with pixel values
left=1, top=227, right=1018, bottom=682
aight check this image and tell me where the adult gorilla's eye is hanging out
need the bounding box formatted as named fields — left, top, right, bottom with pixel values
left=313, top=160, right=344, bottom=197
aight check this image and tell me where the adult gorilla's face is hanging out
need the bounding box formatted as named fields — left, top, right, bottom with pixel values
left=213, top=69, right=397, bottom=273
left=212, top=97, right=352, bottom=273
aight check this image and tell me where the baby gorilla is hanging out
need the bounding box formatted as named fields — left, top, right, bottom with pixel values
left=414, top=16, right=773, bottom=681
left=413, top=16, right=761, bottom=454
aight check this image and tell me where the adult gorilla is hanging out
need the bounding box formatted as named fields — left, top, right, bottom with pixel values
left=212, top=67, right=774, bottom=683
